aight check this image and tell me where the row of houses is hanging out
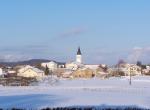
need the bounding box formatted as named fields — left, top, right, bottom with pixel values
left=40, top=47, right=100, bottom=72
left=1, top=47, right=150, bottom=80
left=0, top=65, right=45, bottom=79
left=40, top=47, right=150, bottom=78
left=0, top=62, right=150, bottom=80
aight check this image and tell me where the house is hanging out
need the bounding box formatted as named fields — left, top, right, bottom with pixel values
left=18, top=65, right=33, bottom=73
left=4, top=67, right=17, bottom=77
left=41, top=61, right=57, bottom=71
left=72, top=68, right=95, bottom=78
left=0, top=68, right=3, bottom=76
left=66, top=62, right=79, bottom=70
left=17, top=67, right=44, bottom=78
left=8, top=70, right=16, bottom=74
left=95, top=64, right=109, bottom=77
left=119, top=63, right=141, bottom=76
left=142, top=66, right=150, bottom=75
left=57, top=62, right=66, bottom=68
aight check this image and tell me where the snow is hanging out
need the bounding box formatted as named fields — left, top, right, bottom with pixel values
left=0, top=76, right=150, bottom=109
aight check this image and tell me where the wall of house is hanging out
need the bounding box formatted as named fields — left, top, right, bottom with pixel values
left=0, top=68, right=3, bottom=75
left=66, top=63, right=78, bottom=70
left=18, top=69, right=44, bottom=78
left=119, top=64, right=141, bottom=76
left=41, top=62, right=58, bottom=71
left=73, top=69, right=94, bottom=78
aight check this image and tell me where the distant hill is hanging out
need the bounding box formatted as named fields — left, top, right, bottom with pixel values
left=0, top=59, right=51, bottom=67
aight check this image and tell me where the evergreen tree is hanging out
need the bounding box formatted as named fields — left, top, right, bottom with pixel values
left=44, top=65, right=49, bottom=75
left=137, top=61, right=145, bottom=74
left=137, top=61, right=142, bottom=67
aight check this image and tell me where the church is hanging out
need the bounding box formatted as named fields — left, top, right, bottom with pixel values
left=65, top=47, right=84, bottom=70
left=41, top=47, right=99, bottom=72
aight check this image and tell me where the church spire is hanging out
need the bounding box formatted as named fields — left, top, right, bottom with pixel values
left=76, top=47, right=82, bottom=64
left=77, top=47, right=82, bottom=55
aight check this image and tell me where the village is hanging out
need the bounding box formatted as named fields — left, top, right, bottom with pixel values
left=0, top=47, right=150, bottom=86
left=1, top=0, right=150, bottom=109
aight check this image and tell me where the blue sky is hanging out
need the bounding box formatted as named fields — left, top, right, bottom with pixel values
left=0, top=0, right=150, bottom=64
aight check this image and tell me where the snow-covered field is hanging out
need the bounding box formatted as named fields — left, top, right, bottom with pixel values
left=0, top=76, right=150, bottom=109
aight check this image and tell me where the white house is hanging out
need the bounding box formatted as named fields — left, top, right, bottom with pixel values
left=0, top=68, right=3, bottom=76
left=17, top=67, right=44, bottom=78
left=41, top=61, right=58, bottom=71
left=18, top=65, right=33, bottom=73
left=66, top=62, right=79, bottom=70
left=142, top=66, right=150, bottom=74
left=119, top=64, right=141, bottom=76
left=8, top=70, right=16, bottom=74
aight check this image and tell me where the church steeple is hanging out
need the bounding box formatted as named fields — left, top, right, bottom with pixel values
left=77, top=47, right=82, bottom=55
left=76, top=47, right=82, bottom=64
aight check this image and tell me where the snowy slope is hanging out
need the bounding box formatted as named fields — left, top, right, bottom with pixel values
left=0, top=76, right=150, bottom=109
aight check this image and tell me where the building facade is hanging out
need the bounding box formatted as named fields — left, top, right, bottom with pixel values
left=18, top=68, right=44, bottom=78
left=0, top=68, right=3, bottom=76
left=41, top=61, right=58, bottom=71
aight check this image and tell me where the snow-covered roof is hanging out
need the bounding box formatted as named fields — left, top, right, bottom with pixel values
left=66, top=61, right=84, bottom=66
left=31, top=68, right=44, bottom=73
left=20, top=66, right=44, bottom=74
left=85, top=65, right=99, bottom=69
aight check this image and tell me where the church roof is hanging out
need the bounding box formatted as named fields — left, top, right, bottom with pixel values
left=77, top=47, right=82, bottom=55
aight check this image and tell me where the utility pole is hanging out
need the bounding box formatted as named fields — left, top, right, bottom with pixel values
left=129, top=66, right=132, bottom=85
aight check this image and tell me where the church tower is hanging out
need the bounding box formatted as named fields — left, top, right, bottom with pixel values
left=76, top=47, right=82, bottom=64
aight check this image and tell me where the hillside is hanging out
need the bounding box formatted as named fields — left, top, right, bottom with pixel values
left=0, top=59, right=51, bottom=67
